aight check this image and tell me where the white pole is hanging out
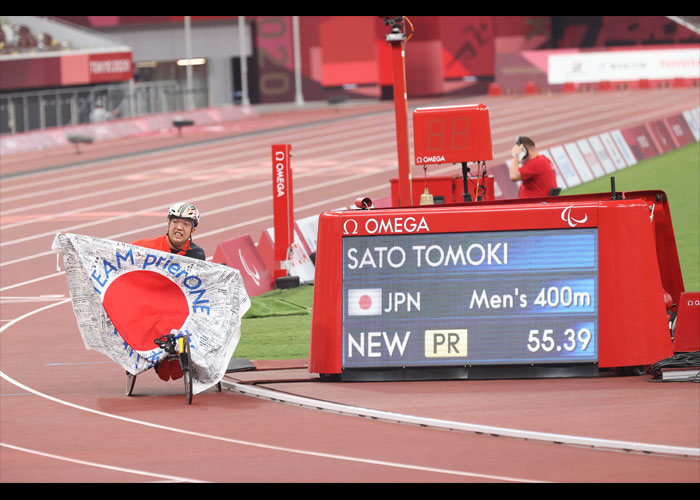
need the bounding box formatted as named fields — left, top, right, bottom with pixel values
left=292, top=16, right=304, bottom=106
left=128, top=78, right=136, bottom=118
left=238, top=16, right=250, bottom=106
left=184, top=16, right=194, bottom=110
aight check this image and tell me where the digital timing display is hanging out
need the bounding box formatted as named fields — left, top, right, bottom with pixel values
left=341, top=229, right=599, bottom=369
left=413, top=104, right=493, bottom=164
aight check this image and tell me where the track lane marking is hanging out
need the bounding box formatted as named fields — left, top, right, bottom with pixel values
left=2, top=95, right=695, bottom=248
left=0, top=443, right=205, bottom=483
left=0, top=371, right=543, bottom=483
left=1, top=89, right=692, bottom=219
left=226, top=382, right=700, bottom=458
left=0, top=299, right=543, bottom=483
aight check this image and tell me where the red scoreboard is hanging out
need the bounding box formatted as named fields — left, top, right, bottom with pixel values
left=413, top=104, right=493, bottom=165
left=309, top=191, right=682, bottom=381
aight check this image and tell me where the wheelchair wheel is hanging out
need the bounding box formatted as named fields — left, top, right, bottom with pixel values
left=179, top=334, right=193, bottom=405
left=126, top=371, right=136, bottom=396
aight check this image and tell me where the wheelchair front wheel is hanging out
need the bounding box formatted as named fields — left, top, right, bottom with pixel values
left=126, top=371, right=136, bottom=396
left=179, top=334, right=193, bottom=405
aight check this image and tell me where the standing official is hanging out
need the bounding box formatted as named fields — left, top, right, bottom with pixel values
left=509, top=136, right=557, bottom=198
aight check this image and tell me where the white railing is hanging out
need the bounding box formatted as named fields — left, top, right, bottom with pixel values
left=0, top=80, right=208, bottom=135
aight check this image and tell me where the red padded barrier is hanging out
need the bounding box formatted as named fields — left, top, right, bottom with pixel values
left=213, top=234, right=274, bottom=297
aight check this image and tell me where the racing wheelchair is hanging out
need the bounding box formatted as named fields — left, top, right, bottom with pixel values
left=125, top=330, right=220, bottom=405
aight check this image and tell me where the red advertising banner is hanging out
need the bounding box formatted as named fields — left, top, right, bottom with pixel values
left=0, top=57, right=61, bottom=90
left=87, top=52, right=133, bottom=83
left=272, top=144, right=293, bottom=262
left=0, top=51, right=133, bottom=91
left=646, top=119, right=676, bottom=154
left=620, top=125, right=659, bottom=161
left=664, top=114, right=696, bottom=148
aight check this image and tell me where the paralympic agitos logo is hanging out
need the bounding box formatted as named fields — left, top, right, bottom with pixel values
left=561, top=206, right=589, bottom=228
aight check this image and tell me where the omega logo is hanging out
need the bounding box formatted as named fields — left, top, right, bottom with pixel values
left=343, top=219, right=359, bottom=235
left=416, top=155, right=446, bottom=164
left=274, top=150, right=287, bottom=198
left=343, top=216, right=430, bottom=235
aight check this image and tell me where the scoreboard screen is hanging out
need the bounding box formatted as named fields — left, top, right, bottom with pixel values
left=341, top=228, right=599, bottom=370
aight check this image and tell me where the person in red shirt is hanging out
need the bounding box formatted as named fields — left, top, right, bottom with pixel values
left=132, top=201, right=205, bottom=261
left=130, top=202, right=205, bottom=384
left=508, top=136, right=558, bottom=198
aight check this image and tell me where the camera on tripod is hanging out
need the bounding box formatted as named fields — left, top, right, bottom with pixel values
left=381, top=16, right=407, bottom=41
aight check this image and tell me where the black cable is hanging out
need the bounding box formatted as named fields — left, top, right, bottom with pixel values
left=647, top=350, right=700, bottom=382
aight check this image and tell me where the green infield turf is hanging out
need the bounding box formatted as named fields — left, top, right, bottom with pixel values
left=561, top=141, right=699, bottom=292
left=235, top=142, right=699, bottom=361
left=236, top=285, right=313, bottom=361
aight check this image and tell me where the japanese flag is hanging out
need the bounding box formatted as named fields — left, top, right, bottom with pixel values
left=52, top=232, right=250, bottom=395
left=348, top=288, right=382, bottom=316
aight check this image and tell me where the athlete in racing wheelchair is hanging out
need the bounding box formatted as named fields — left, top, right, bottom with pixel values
left=124, top=202, right=219, bottom=403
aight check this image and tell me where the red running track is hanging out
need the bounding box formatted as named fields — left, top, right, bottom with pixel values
left=1, top=89, right=699, bottom=482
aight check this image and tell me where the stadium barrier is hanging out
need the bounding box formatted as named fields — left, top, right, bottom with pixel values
left=0, top=105, right=259, bottom=156
left=493, top=106, right=699, bottom=198
left=212, top=234, right=275, bottom=297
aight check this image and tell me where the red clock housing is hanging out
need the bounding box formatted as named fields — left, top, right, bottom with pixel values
left=413, top=104, right=493, bottom=164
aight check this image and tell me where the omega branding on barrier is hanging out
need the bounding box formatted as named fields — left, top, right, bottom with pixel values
left=274, top=149, right=288, bottom=198
left=343, top=216, right=429, bottom=235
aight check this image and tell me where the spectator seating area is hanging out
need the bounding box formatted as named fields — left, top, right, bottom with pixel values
left=0, top=20, right=69, bottom=54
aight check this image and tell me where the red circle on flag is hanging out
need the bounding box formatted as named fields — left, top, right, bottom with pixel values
left=359, top=294, right=372, bottom=310
left=103, top=270, right=189, bottom=351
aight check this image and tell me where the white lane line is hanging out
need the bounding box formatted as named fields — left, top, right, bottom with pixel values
left=0, top=443, right=205, bottom=483
left=0, top=118, right=394, bottom=214
left=0, top=272, right=65, bottom=293
left=0, top=370, right=541, bottom=483
left=0, top=295, right=66, bottom=304
left=2, top=90, right=689, bottom=222
left=1, top=96, right=694, bottom=253
left=0, top=300, right=542, bottom=483
left=2, top=154, right=390, bottom=270
left=0, top=138, right=396, bottom=248
left=0, top=111, right=395, bottom=194
left=225, top=382, right=700, bottom=458
left=0, top=178, right=385, bottom=292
